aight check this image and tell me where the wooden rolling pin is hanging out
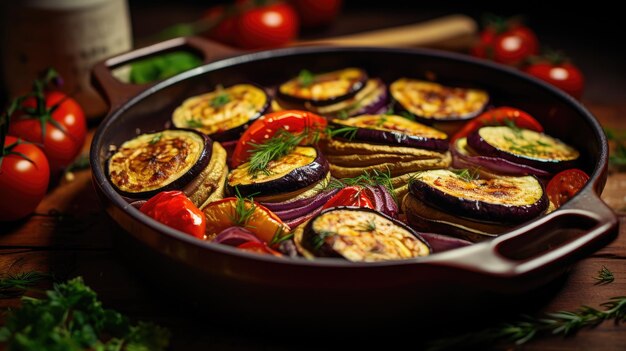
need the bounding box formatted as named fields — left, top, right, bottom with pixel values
left=293, top=14, right=477, bottom=50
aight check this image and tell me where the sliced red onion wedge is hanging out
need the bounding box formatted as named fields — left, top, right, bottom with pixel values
left=213, top=227, right=261, bottom=246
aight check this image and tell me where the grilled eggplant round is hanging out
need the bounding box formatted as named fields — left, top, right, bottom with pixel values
left=107, top=130, right=212, bottom=199
left=390, top=78, right=489, bottom=123
left=329, top=114, right=449, bottom=151
left=227, top=146, right=330, bottom=197
left=277, top=67, right=368, bottom=107
left=305, top=79, right=388, bottom=118
left=301, top=206, right=431, bottom=262
left=466, top=126, right=579, bottom=173
left=408, top=169, right=548, bottom=223
left=172, top=84, right=270, bottom=142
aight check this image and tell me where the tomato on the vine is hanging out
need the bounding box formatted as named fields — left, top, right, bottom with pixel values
left=471, top=18, right=539, bottom=66
left=234, top=2, right=299, bottom=49
left=10, top=88, right=86, bottom=173
left=546, top=169, right=589, bottom=208
left=140, top=191, right=206, bottom=239
left=0, top=136, right=50, bottom=221
left=524, top=60, right=584, bottom=100
left=231, top=110, right=327, bottom=168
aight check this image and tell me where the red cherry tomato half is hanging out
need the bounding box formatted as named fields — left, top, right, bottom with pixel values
left=231, top=110, right=327, bottom=168
left=0, top=136, right=50, bottom=221
left=140, top=191, right=206, bottom=239
left=237, top=241, right=282, bottom=256
left=10, top=91, right=87, bottom=172
left=322, top=186, right=375, bottom=210
left=290, top=0, right=342, bottom=28
left=234, top=2, right=299, bottom=49
left=524, top=62, right=585, bottom=100
left=546, top=169, right=590, bottom=208
left=451, top=106, right=544, bottom=143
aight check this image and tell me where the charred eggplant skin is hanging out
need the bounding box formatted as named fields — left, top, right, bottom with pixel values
left=408, top=171, right=548, bottom=223
left=107, top=129, right=213, bottom=199
left=227, top=147, right=330, bottom=197
left=466, top=126, right=578, bottom=173
left=276, top=68, right=368, bottom=107
left=328, top=117, right=449, bottom=152
left=302, top=206, right=431, bottom=260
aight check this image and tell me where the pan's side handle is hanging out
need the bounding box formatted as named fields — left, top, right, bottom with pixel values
left=91, top=36, right=240, bottom=113
left=428, top=190, right=618, bottom=280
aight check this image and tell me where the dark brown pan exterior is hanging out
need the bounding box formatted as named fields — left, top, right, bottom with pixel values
left=90, top=38, right=618, bottom=320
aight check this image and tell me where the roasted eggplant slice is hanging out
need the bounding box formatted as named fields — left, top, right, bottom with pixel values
left=329, top=114, right=449, bottom=151
left=403, top=194, right=509, bottom=242
left=227, top=146, right=330, bottom=197
left=183, top=142, right=228, bottom=208
left=408, top=169, right=547, bottom=223
left=277, top=68, right=368, bottom=107
left=302, top=207, right=431, bottom=262
left=466, top=126, right=579, bottom=173
left=172, top=84, right=269, bottom=141
left=390, top=78, right=488, bottom=122
left=306, top=79, right=388, bottom=117
left=107, top=130, right=212, bottom=198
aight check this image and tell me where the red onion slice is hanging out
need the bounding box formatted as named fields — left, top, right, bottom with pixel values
left=213, top=227, right=261, bottom=246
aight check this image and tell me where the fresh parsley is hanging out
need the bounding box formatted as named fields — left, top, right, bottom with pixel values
left=129, top=51, right=201, bottom=84
left=0, top=276, right=170, bottom=351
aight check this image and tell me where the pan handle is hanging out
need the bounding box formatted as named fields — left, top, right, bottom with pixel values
left=91, top=36, right=240, bottom=113
left=429, top=189, right=618, bottom=281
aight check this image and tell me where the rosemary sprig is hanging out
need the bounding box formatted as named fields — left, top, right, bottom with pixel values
left=298, top=69, right=315, bottom=87
left=0, top=271, right=50, bottom=299
left=594, top=266, right=614, bottom=285
left=247, top=130, right=306, bottom=176
left=269, top=227, right=293, bottom=246
left=328, top=169, right=397, bottom=203
left=427, top=296, right=626, bottom=351
left=452, top=168, right=480, bottom=182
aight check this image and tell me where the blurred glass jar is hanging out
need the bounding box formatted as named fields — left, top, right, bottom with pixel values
left=1, top=0, right=132, bottom=119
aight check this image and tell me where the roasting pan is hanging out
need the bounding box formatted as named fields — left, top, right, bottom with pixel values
left=90, top=37, right=618, bottom=322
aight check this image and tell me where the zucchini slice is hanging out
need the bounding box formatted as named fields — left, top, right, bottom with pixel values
left=408, top=169, right=547, bottom=223
left=227, top=146, right=330, bottom=197
left=172, top=84, right=269, bottom=141
left=302, top=207, right=431, bottom=262
left=107, top=130, right=212, bottom=198
left=390, top=78, right=488, bottom=121
left=277, top=67, right=368, bottom=107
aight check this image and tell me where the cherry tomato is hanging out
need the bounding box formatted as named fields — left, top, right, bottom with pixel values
left=234, top=2, right=299, bottom=49
left=472, top=20, right=539, bottom=66
left=231, top=110, right=327, bottom=168
left=322, top=186, right=375, bottom=210
left=290, top=0, right=342, bottom=28
left=202, top=197, right=289, bottom=242
left=10, top=91, right=86, bottom=172
left=202, top=4, right=239, bottom=46
left=546, top=169, right=590, bottom=208
left=237, top=241, right=282, bottom=256
left=0, top=136, right=50, bottom=221
left=451, top=107, right=544, bottom=143
left=140, top=191, right=206, bottom=239
left=524, top=62, right=584, bottom=100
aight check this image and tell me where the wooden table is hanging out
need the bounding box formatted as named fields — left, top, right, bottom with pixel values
left=0, top=102, right=624, bottom=350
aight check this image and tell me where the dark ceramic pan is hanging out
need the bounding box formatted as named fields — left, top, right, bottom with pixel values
left=90, top=37, right=618, bottom=321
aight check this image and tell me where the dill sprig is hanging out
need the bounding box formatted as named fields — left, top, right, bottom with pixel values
left=594, top=266, right=614, bottom=285
left=247, top=130, right=305, bottom=176
left=229, top=187, right=257, bottom=228
left=326, top=124, right=359, bottom=141
left=328, top=169, right=397, bottom=203
left=357, top=218, right=377, bottom=232
left=298, top=69, right=315, bottom=87
left=427, top=296, right=626, bottom=351
left=0, top=271, right=50, bottom=299
left=452, top=168, right=480, bottom=182
left=269, top=227, right=293, bottom=246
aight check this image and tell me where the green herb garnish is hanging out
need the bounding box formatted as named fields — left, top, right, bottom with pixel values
left=186, top=119, right=204, bottom=128
left=605, top=128, right=626, bottom=169
left=0, top=271, right=50, bottom=299
left=0, top=276, right=170, bottom=350
left=211, top=91, right=230, bottom=108
left=427, top=296, right=626, bottom=350
left=399, top=111, right=417, bottom=121
left=312, top=230, right=335, bottom=250
left=298, top=69, right=315, bottom=87
left=129, top=51, right=201, bottom=84
left=452, top=168, right=480, bottom=182
left=269, top=227, right=293, bottom=246
left=375, top=115, right=388, bottom=127
left=336, top=110, right=349, bottom=120
left=358, top=218, right=377, bottom=232
left=328, top=168, right=397, bottom=203
left=247, top=130, right=306, bottom=176
left=230, top=187, right=258, bottom=228
left=149, top=133, right=162, bottom=145
left=326, top=125, right=359, bottom=141
left=594, top=266, right=614, bottom=285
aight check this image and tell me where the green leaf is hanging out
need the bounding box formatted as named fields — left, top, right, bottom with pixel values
left=298, top=69, right=315, bottom=87
left=129, top=51, right=202, bottom=84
